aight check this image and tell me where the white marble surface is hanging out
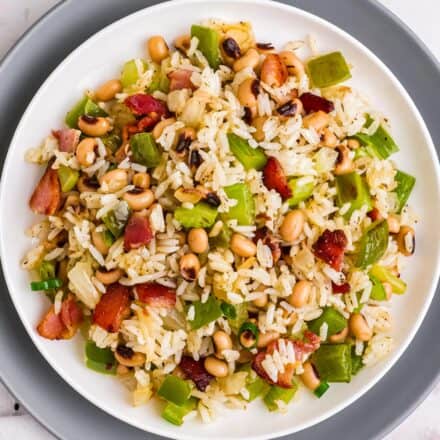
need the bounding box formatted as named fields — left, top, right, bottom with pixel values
left=0, top=1, right=439, bottom=439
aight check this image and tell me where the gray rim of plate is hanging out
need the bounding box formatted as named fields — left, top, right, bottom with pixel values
left=0, top=1, right=439, bottom=439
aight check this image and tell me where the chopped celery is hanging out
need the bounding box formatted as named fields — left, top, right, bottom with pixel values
left=335, top=172, right=372, bottom=219
left=65, top=96, right=107, bottom=128
left=57, top=166, right=79, bottom=192
left=174, top=202, right=218, bottom=228
left=308, top=307, right=347, bottom=339
left=314, top=381, right=330, bottom=398
left=209, top=223, right=232, bottom=248
left=191, top=25, right=222, bottom=69
left=353, top=146, right=370, bottom=160
left=148, top=64, right=170, bottom=93
left=351, top=346, right=364, bottom=376
left=354, top=221, right=389, bottom=269
left=353, top=117, right=399, bottom=159
left=369, top=274, right=387, bottom=301
left=227, top=133, right=267, bottom=171
left=121, top=59, right=147, bottom=88
left=246, top=376, right=271, bottom=402
left=130, top=133, right=161, bottom=168
left=101, top=133, right=122, bottom=153
left=102, top=229, right=115, bottom=247
left=307, top=51, right=352, bottom=88
left=189, top=296, right=223, bottom=329
left=264, top=381, right=298, bottom=411
left=85, top=341, right=116, bottom=375
left=369, top=264, right=406, bottom=294
left=394, top=170, right=416, bottom=213
left=102, top=209, right=129, bottom=238
left=108, top=102, right=137, bottom=130
left=312, top=344, right=352, bottom=383
left=227, top=302, right=248, bottom=332
left=158, top=376, right=191, bottom=406
left=287, top=177, right=315, bottom=207
left=85, top=341, right=115, bottom=364
left=162, top=398, right=197, bottom=426
left=220, top=302, right=237, bottom=319
left=39, top=260, right=56, bottom=281
left=223, top=183, right=255, bottom=225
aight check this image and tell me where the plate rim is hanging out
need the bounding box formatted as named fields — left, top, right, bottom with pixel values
left=0, top=0, right=440, bottom=439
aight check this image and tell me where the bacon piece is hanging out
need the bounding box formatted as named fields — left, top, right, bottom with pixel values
left=254, top=227, right=281, bottom=263
left=123, top=214, right=153, bottom=252
left=93, top=283, right=130, bottom=332
left=179, top=356, right=213, bottom=391
left=124, top=94, right=168, bottom=117
left=60, top=296, right=83, bottom=330
left=252, top=332, right=320, bottom=388
left=29, top=165, right=61, bottom=215
left=262, top=157, right=292, bottom=200
left=37, top=306, right=66, bottom=340
left=313, top=229, right=347, bottom=271
left=134, top=283, right=176, bottom=308
left=168, top=69, right=196, bottom=91
left=299, top=92, right=334, bottom=114
left=53, top=128, right=81, bottom=153
left=332, top=281, right=351, bottom=294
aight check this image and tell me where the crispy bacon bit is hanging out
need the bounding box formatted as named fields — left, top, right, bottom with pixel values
left=37, top=297, right=83, bottom=340
left=123, top=214, right=153, bottom=252
left=260, top=54, right=288, bottom=87
left=93, top=283, right=130, bottom=333
left=124, top=94, right=168, bottom=117
left=134, top=283, right=176, bottom=308
left=53, top=128, right=81, bottom=153
left=313, top=229, right=348, bottom=271
left=367, top=207, right=382, bottom=222
left=168, top=69, right=196, bottom=91
left=37, top=306, right=66, bottom=340
left=262, top=157, right=292, bottom=200
left=332, top=281, right=351, bottom=294
left=179, top=356, right=213, bottom=391
left=29, top=165, right=61, bottom=215
left=252, top=332, right=320, bottom=388
left=254, top=227, right=281, bottom=263
left=299, top=92, right=334, bottom=114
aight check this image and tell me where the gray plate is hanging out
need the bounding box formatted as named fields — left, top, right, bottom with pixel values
left=0, top=1, right=439, bottom=439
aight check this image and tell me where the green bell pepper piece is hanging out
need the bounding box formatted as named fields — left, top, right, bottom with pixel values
left=189, top=296, right=223, bottom=330
left=220, top=302, right=237, bottom=319
left=175, top=202, right=218, bottom=229
left=86, top=359, right=116, bottom=375
left=39, top=261, right=56, bottom=281
left=369, top=264, right=406, bottom=294
left=369, top=274, right=387, bottom=301
left=394, top=170, right=416, bottom=213
left=85, top=341, right=116, bottom=375
left=223, top=183, right=255, bottom=225
left=351, top=346, right=364, bottom=376
left=354, top=220, right=389, bottom=269
left=335, top=172, right=372, bottom=219
left=227, top=133, right=267, bottom=171
left=227, top=302, right=248, bottom=333
left=57, top=166, right=79, bottom=192
left=287, top=177, right=315, bottom=207
left=190, top=25, right=222, bottom=69
left=353, top=116, right=399, bottom=159
left=102, top=209, right=129, bottom=238
left=130, top=133, right=161, bottom=168
left=312, top=344, right=352, bottom=383
left=65, top=96, right=107, bottom=128
left=308, top=307, right=347, bottom=339
left=148, top=64, right=170, bottom=93
left=263, top=381, right=298, bottom=411
left=101, top=133, right=122, bottom=153
left=121, top=59, right=147, bottom=88
left=307, top=51, right=352, bottom=88
left=209, top=223, right=232, bottom=248
left=158, top=376, right=191, bottom=406
left=162, top=398, right=197, bottom=426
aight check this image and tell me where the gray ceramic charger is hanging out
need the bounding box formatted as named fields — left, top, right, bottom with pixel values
left=0, top=1, right=439, bottom=439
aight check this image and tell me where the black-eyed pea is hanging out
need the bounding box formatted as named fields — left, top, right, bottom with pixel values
left=132, top=172, right=150, bottom=189
left=179, top=253, right=200, bottom=281
left=233, top=48, right=260, bottom=72
left=95, top=268, right=123, bottom=285
left=328, top=327, right=349, bottom=343
left=147, top=36, right=169, bottom=63
left=334, top=145, right=354, bottom=175
left=257, top=331, right=279, bottom=348
left=152, top=117, right=176, bottom=140
left=279, top=210, right=305, bottom=243
left=396, top=226, right=415, bottom=256
left=230, top=233, right=257, bottom=257
left=300, top=361, right=320, bottom=391
left=349, top=313, right=373, bottom=341
left=100, top=169, right=128, bottom=192
left=115, top=345, right=146, bottom=367
left=187, top=228, right=209, bottom=254
left=387, top=214, right=400, bottom=234
left=279, top=50, right=305, bottom=79
left=123, top=189, right=155, bottom=211
left=302, top=111, right=330, bottom=131
left=95, top=79, right=122, bottom=102
left=76, top=138, right=97, bottom=166
left=78, top=115, right=111, bottom=137
left=288, top=280, right=312, bottom=308
left=204, top=356, right=228, bottom=377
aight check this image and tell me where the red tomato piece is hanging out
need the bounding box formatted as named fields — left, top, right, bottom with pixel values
left=124, top=94, right=168, bottom=117
left=262, top=157, right=292, bottom=200
left=313, top=229, right=348, bottom=271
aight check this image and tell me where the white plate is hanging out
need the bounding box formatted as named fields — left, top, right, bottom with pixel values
left=1, top=0, right=439, bottom=438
